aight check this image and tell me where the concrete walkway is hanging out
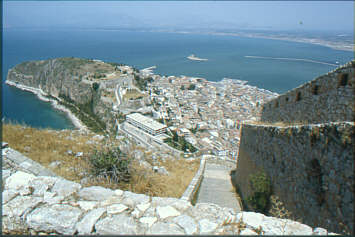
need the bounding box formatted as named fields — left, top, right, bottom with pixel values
left=196, top=159, right=241, bottom=212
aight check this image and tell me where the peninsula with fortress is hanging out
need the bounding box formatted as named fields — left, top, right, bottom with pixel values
left=2, top=57, right=354, bottom=235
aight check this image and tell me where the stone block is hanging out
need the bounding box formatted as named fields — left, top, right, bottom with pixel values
left=5, top=171, right=36, bottom=191
left=147, top=222, right=185, bottom=235
left=26, top=204, right=83, bottom=235
left=156, top=206, right=180, bottom=219
left=78, top=186, right=115, bottom=201
left=76, top=207, right=106, bottom=235
left=173, top=215, right=198, bottom=235
left=95, top=214, right=138, bottom=235
left=51, top=178, right=81, bottom=198
left=198, top=218, right=218, bottom=234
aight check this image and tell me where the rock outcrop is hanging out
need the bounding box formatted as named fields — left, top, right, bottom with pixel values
left=2, top=146, right=337, bottom=235
left=6, top=58, right=118, bottom=131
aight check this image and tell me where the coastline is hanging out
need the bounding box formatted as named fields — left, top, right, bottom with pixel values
left=215, top=32, right=354, bottom=52
left=5, top=81, right=88, bottom=131
left=147, top=29, right=354, bottom=53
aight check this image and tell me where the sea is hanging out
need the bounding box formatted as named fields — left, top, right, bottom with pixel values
left=2, top=29, right=353, bottom=130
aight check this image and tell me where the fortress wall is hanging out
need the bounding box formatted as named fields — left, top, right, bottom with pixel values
left=234, top=122, right=354, bottom=234
left=260, top=62, right=355, bottom=123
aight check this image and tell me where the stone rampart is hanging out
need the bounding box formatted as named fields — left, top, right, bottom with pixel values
left=260, top=61, right=355, bottom=123
left=234, top=122, right=354, bottom=234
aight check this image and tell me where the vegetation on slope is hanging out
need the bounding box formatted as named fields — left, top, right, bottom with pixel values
left=134, top=74, right=153, bottom=91
left=54, top=94, right=106, bottom=134
left=3, top=122, right=200, bottom=198
left=164, top=130, right=197, bottom=153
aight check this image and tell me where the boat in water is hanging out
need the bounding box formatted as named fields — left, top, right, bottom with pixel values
left=187, top=54, right=208, bottom=61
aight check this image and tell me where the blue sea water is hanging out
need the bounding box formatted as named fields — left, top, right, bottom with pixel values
left=2, top=29, right=353, bottom=129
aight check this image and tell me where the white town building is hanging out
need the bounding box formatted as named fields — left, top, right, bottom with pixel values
left=126, top=113, right=167, bottom=136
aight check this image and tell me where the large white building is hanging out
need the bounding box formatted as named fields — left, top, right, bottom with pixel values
left=126, top=113, right=167, bottom=136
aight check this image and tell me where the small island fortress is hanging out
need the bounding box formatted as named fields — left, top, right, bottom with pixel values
left=233, top=61, right=354, bottom=234
left=187, top=54, right=208, bottom=61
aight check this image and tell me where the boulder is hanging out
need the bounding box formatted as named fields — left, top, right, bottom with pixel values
left=139, top=216, right=157, bottom=228
left=123, top=191, right=150, bottom=205
left=283, top=219, right=313, bottom=235
left=76, top=208, right=106, bottom=235
left=3, top=196, right=43, bottom=221
left=240, top=228, right=258, bottom=235
left=78, top=186, right=115, bottom=201
left=171, top=199, right=192, bottom=212
left=30, top=176, right=58, bottom=196
left=2, top=189, right=19, bottom=204
left=136, top=202, right=151, bottom=213
left=173, top=215, right=198, bottom=235
left=156, top=206, right=181, bottom=219
left=107, top=204, right=129, bottom=215
left=51, top=178, right=81, bottom=198
left=26, top=204, right=83, bottom=235
left=198, top=218, right=218, bottom=234
left=147, top=222, right=185, bottom=235
left=95, top=214, right=138, bottom=235
left=5, top=171, right=36, bottom=191
left=237, top=212, right=265, bottom=230
left=2, top=169, right=12, bottom=183
left=77, top=201, right=98, bottom=211
left=260, top=216, right=286, bottom=235
left=313, top=227, right=328, bottom=235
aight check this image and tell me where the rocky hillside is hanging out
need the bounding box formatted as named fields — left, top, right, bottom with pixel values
left=6, top=58, right=136, bottom=132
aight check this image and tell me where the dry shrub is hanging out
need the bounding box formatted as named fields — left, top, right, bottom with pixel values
left=268, top=195, right=293, bottom=219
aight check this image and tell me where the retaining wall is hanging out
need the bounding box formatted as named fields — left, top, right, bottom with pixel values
left=234, top=122, right=354, bottom=234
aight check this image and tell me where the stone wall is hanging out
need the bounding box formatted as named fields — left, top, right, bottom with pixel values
left=2, top=146, right=336, bottom=235
left=234, top=122, right=354, bottom=234
left=260, top=61, right=355, bottom=123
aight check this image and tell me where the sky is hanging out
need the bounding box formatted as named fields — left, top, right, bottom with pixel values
left=3, top=1, right=354, bottom=32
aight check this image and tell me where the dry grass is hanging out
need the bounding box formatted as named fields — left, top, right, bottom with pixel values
left=2, top=122, right=199, bottom=198
left=129, top=158, right=200, bottom=197
left=3, top=122, right=98, bottom=183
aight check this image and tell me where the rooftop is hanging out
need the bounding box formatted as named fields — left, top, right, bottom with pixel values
left=127, top=113, right=167, bottom=130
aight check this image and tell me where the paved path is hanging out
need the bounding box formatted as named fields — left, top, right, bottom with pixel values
left=196, top=159, right=241, bottom=212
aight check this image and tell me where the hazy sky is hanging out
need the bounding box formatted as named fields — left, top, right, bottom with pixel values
left=3, top=1, right=354, bottom=32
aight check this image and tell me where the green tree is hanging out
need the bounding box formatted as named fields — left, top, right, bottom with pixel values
left=172, top=131, right=179, bottom=142
left=188, top=84, right=196, bottom=90
left=92, top=82, right=100, bottom=91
